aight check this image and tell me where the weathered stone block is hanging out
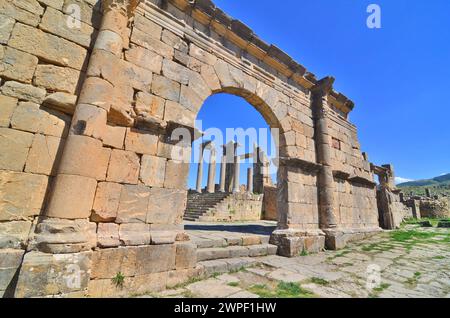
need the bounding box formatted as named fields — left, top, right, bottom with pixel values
left=25, top=134, right=64, bottom=176
left=119, top=223, right=151, bottom=246
left=131, top=28, right=173, bottom=58
left=97, top=223, right=120, bottom=248
left=135, top=92, right=165, bottom=119
left=94, top=29, right=123, bottom=56
left=2, top=81, right=46, bottom=104
left=10, top=102, right=70, bottom=138
left=0, top=95, right=17, bottom=127
left=0, top=127, right=33, bottom=171
left=150, top=231, right=177, bottom=245
left=0, top=13, right=15, bottom=44
left=0, top=47, right=38, bottom=83
left=190, top=44, right=217, bottom=65
left=91, top=182, right=122, bottom=222
left=0, top=171, right=48, bottom=221
left=14, top=251, right=92, bottom=298
left=242, top=236, right=261, bottom=246
left=43, top=92, right=77, bottom=115
left=62, top=0, right=102, bottom=28
left=175, top=243, right=197, bottom=269
left=0, top=1, right=40, bottom=27
left=135, top=245, right=176, bottom=275
left=58, top=135, right=109, bottom=180
left=151, top=74, right=180, bottom=102
left=162, top=59, right=191, bottom=85
left=133, top=14, right=162, bottom=39
left=33, top=218, right=97, bottom=254
left=116, top=184, right=151, bottom=224
left=180, top=85, right=203, bottom=113
left=103, top=125, right=126, bottom=149
left=77, top=77, right=114, bottom=111
left=124, top=128, right=158, bottom=155
left=9, top=23, right=87, bottom=70
left=106, top=149, right=140, bottom=184
left=34, top=64, right=80, bottom=94
left=91, top=246, right=138, bottom=279
left=70, top=104, right=107, bottom=141
left=140, top=155, right=166, bottom=187
left=0, top=221, right=32, bottom=249
left=45, top=174, right=97, bottom=219
left=40, top=7, right=96, bottom=48
left=164, top=160, right=189, bottom=190
left=163, top=100, right=196, bottom=127
left=125, top=45, right=163, bottom=73
left=147, top=188, right=186, bottom=224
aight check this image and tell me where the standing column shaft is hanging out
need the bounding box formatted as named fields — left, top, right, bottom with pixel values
left=233, top=155, right=240, bottom=193
left=219, top=153, right=227, bottom=192
left=196, top=145, right=204, bottom=193
left=247, top=167, right=254, bottom=193
left=312, top=77, right=338, bottom=229
left=206, top=148, right=216, bottom=193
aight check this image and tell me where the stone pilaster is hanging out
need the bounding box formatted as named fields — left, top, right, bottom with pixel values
left=311, top=77, right=338, bottom=230
left=31, top=0, right=137, bottom=253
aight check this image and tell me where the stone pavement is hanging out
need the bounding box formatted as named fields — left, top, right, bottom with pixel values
left=153, top=225, right=450, bottom=298
left=184, top=220, right=277, bottom=246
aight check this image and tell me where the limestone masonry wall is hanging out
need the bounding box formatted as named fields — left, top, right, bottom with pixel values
left=0, top=0, right=385, bottom=297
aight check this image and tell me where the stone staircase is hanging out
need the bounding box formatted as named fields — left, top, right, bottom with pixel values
left=193, top=235, right=278, bottom=277
left=184, top=191, right=231, bottom=221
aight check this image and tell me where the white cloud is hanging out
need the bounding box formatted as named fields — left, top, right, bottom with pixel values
left=395, top=177, right=414, bottom=185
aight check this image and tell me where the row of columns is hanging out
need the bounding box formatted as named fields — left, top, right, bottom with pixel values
left=195, top=141, right=264, bottom=194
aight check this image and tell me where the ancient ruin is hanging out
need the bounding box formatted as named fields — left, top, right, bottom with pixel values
left=0, top=0, right=423, bottom=297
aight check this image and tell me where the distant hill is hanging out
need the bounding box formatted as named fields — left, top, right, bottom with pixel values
left=398, top=173, right=450, bottom=196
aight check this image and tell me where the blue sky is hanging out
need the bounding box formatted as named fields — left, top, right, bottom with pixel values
left=187, top=0, right=450, bottom=189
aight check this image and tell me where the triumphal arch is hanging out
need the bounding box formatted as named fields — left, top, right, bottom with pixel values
left=0, top=0, right=384, bottom=297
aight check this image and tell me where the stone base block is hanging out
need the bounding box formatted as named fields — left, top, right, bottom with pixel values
left=32, top=218, right=97, bottom=253
left=323, top=227, right=382, bottom=250
left=14, top=251, right=92, bottom=298
left=269, top=229, right=325, bottom=257
left=0, top=249, right=25, bottom=297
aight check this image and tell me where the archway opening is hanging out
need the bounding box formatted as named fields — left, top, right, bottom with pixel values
left=183, top=92, right=281, bottom=236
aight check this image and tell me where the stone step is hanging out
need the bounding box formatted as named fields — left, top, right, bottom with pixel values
left=197, top=244, right=278, bottom=262
left=199, top=257, right=259, bottom=277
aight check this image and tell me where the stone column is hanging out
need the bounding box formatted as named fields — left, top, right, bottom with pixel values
left=219, top=146, right=227, bottom=192
left=312, top=77, right=338, bottom=231
left=196, top=144, right=205, bottom=193
left=247, top=167, right=254, bottom=193
left=206, top=144, right=216, bottom=193
left=233, top=154, right=240, bottom=193
left=34, top=0, right=138, bottom=253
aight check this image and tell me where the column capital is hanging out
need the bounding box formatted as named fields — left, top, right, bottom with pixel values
left=102, top=0, right=140, bottom=17
left=311, top=76, right=335, bottom=96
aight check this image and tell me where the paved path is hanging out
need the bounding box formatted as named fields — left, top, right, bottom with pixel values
left=158, top=224, right=450, bottom=298
left=184, top=220, right=276, bottom=246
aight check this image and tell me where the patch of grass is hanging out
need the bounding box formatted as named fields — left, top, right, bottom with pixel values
left=112, top=272, right=125, bottom=288
left=170, top=276, right=203, bottom=290
left=405, top=273, right=421, bottom=287
left=248, top=282, right=315, bottom=298
left=333, top=250, right=350, bottom=258
left=227, top=282, right=239, bottom=287
left=229, top=266, right=248, bottom=274
left=310, top=277, right=329, bottom=286
left=373, top=283, right=391, bottom=293
left=299, top=249, right=309, bottom=257
left=433, top=255, right=445, bottom=260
